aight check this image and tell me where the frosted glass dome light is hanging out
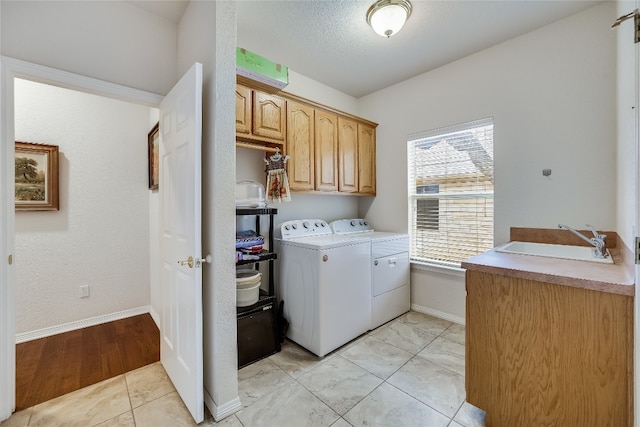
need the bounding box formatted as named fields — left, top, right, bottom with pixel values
left=366, top=0, right=413, bottom=38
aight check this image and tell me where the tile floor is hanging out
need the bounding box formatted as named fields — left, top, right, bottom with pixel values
left=1, top=311, right=486, bottom=427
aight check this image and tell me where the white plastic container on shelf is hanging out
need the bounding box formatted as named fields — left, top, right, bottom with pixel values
left=236, top=180, right=266, bottom=208
left=236, top=269, right=262, bottom=307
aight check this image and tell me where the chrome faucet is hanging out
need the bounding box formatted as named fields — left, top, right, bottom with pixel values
left=558, top=224, right=608, bottom=258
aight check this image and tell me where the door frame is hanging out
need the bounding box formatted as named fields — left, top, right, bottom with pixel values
left=0, top=56, right=163, bottom=421
left=635, top=0, right=640, bottom=423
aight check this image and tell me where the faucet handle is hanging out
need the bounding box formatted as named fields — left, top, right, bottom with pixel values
left=585, top=224, right=605, bottom=240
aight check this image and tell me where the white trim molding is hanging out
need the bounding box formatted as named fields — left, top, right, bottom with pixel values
left=204, top=389, right=241, bottom=422
left=411, top=303, right=465, bottom=325
left=0, top=56, right=164, bottom=107
left=15, top=306, right=151, bottom=344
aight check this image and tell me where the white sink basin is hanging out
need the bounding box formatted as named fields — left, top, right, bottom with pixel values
left=496, top=241, right=613, bottom=264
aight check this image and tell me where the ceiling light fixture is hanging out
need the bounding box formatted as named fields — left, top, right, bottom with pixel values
left=366, top=0, right=413, bottom=38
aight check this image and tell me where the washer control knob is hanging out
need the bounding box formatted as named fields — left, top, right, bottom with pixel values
left=351, top=220, right=357, bottom=226
left=284, top=225, right=290, bottom=231
left=363, top=221, right=368, bottom=226
left=292, top=223, right=297, bottom=229
left=303, top=221, right=310, bottom=229
left=374, top=260, right=379, bottom=266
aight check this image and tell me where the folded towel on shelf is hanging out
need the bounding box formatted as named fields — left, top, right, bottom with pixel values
left=236, top=231, right=265, bottom=249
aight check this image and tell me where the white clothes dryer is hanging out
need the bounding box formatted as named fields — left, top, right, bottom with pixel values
left=276, top=219, right=371, bottom=357
left=331, top=219, right=410, bottom=330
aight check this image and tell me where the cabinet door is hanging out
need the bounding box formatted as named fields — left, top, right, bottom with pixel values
left=253, top=92, right=286, bottom=141
left=338, top=117, right=358, bottom=193
left=358, top=123, right=376, bottom=195
left=314, top=110, right=338, bottom=192
left=287, top=101, right=315, bottom=191
left=235, top=84, right=251, bottom=135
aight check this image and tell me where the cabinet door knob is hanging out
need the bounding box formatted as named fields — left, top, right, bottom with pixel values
left=323, top=255, right=328, bottom=262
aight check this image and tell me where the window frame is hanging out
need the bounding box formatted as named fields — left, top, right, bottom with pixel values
left=407, top=118, right=494, bottom=268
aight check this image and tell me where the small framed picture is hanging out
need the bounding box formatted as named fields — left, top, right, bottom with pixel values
left=148, top=122, right=159, bottom=191
left=15, top=141, right=59, bottom=211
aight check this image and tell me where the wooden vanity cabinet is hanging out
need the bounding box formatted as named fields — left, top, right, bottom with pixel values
left=466, top=270, right=633, bottom=427
left=235, top=84, right=286, bottom=148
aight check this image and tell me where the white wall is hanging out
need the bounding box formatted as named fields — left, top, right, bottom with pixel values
left=358, top=2, right=617, bottom=321
left=177, top=1, right=240, bottom=420
left=285, top=70, right=359, bottom=115
left=0, top=1, right=177, bottom=96
left=14, top=78, right=152, bottom=334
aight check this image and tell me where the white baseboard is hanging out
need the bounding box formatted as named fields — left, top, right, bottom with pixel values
left=205, top=389, right=241, bottom=422
left=411, top=303, right=465, bottom=325
left=15, top=306, right=151, bottom=343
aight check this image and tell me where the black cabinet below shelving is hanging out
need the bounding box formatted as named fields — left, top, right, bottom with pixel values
left=237, top=295, right=278, bottom=369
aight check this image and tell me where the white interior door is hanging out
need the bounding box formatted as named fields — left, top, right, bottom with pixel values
left=159, top=62, right=204, bottom=424
left=0, top=57, right=17, bottom=423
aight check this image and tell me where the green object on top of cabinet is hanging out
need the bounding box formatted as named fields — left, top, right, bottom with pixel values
left=236, top=47, right=288, bottom=91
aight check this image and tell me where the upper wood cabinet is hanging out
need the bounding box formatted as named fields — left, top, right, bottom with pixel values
left=338, top=117, right=358, bottom=193
left=357, top=123, right=376, bottom=195
left=235, top=85, right=252, bottom=135
left=287, top=101, right=315, bottom=192
left=314, top=110, right=339, bottom=192
left=235, top=83, right=377, bottom=195
left=288, top=105, right=375, bottom=195
left=236, top=84, right=286, bottom=149
left=253, top=91, right=286, bottom=141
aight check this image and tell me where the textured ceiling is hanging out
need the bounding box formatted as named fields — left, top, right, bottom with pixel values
left=130, top=0, right=604, bottom=98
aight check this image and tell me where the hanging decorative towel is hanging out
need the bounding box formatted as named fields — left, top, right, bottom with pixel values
left=264, top=149, right=292, bottom=203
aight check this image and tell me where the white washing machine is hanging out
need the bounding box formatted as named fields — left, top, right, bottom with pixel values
left=331, top=219, right=410, bottom=330
left=276, top=219, right=371, bottom=357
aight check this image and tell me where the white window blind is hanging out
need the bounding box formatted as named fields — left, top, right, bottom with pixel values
left=407, top=118, right=494, bottom=266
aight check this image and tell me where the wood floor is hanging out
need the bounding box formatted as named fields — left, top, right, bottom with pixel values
left=15, top=313, right=160, bottom=410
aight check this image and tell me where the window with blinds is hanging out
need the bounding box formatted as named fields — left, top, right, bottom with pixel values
left=407, top=118, right=494, bottom=266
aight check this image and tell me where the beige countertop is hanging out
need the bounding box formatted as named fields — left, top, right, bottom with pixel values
left=461, top=228, right=635, bottom=297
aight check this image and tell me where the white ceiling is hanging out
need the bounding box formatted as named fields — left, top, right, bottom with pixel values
left=132, top=0, right=604, bottom=98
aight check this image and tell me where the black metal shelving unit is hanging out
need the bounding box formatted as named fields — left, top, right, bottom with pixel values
left=236, top=207, right=280, bottom=368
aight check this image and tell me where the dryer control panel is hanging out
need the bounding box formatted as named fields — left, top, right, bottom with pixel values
left=330, top=218, right=373, bottom=234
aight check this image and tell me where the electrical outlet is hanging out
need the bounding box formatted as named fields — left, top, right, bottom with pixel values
left=80, top=285, right=90, bottom=298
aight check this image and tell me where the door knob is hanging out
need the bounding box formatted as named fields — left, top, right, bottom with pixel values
left=178, top=255, right=212, bottom=269
left=178, top=256, right=195, bottom=268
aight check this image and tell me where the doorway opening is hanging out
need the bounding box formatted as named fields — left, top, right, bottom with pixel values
left=1, top=58, right=164, bottom=420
